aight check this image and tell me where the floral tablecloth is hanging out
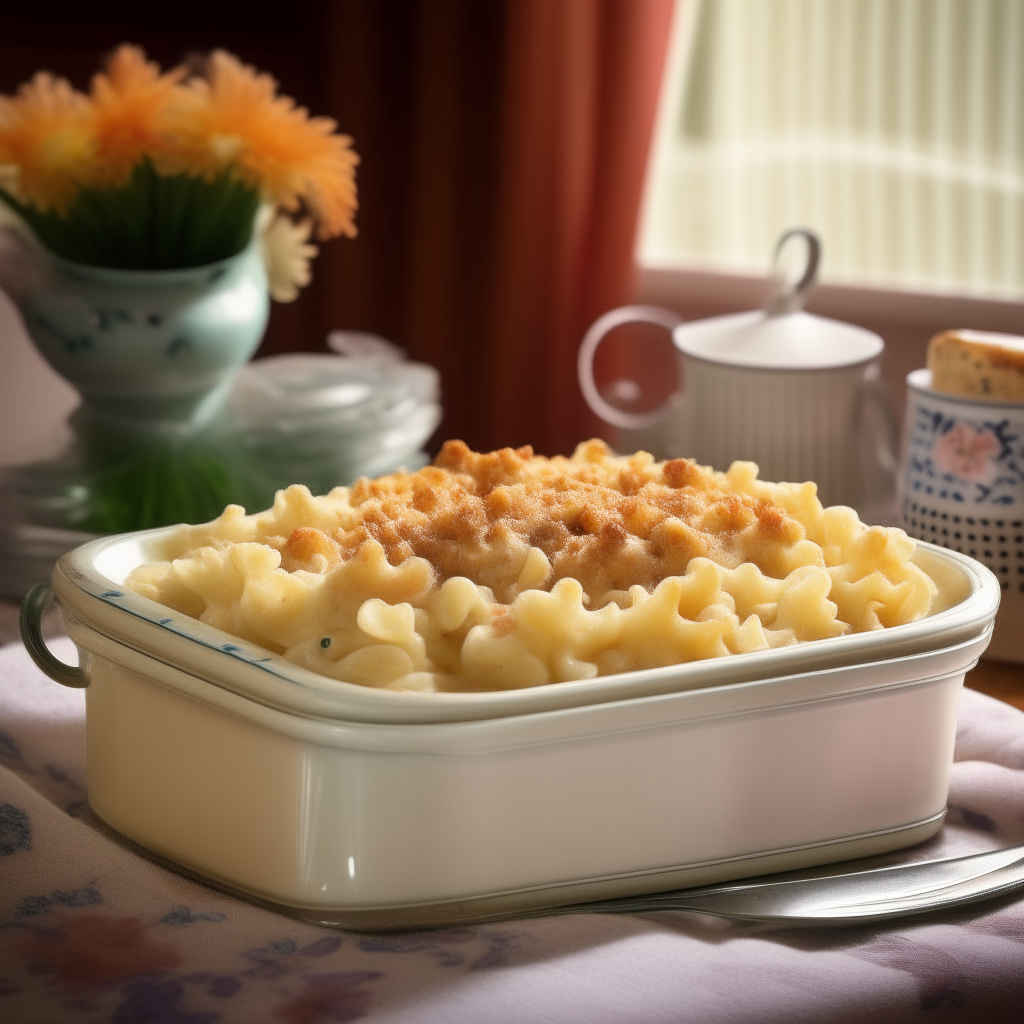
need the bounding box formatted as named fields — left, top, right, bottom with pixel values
left=2, top=636, right=1023, bottom=1024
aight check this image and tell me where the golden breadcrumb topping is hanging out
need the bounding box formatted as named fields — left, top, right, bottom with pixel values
left=127, top=440, right=937, bottom=692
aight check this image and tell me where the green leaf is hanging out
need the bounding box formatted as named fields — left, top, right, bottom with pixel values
left=0, top=161, right=259, bottom=270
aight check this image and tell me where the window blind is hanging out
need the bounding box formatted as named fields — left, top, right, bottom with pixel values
left=639, top=0, right=1024, bottom=300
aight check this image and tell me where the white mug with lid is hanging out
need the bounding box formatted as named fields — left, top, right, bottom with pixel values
left=578, top=229, right=897, bottom=517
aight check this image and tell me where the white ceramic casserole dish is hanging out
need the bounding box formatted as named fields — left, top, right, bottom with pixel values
left=20, top=529, right=1000, bottom=929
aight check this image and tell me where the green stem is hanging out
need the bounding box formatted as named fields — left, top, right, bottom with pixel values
left=1, top=167, right=259, bottom=270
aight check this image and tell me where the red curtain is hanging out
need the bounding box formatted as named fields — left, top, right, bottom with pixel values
left=0, top=0, right=675, bottom=459
left=482, top=0, right=676, bottom=455
left=314, top=0, right=675, bottom=457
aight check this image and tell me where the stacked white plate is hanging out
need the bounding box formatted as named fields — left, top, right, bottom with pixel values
left=0, top=333, right=442, bottom=598
left=225, top=333, right=442, bottom=500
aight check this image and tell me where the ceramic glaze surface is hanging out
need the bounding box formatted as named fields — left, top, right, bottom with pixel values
left=578, top=304, right=896, bottom=512
left=901, top=368, right=1024, bottom=661
left=674, top=309, right=883, bottom=369
left=56, top=531, right=995, bottom=725
left=579, top=229, right=895, bottom=514
left=901, top=369, right=1024, bottom=588
left=670, top=358, right=889, bottom=509
left=902, top=369, right=1024, bottom=509
left=82, top=652, right=964, bottom=912
left=23, top=241, right=269, bottom=424
left=17, top=530, right=999, bottom=926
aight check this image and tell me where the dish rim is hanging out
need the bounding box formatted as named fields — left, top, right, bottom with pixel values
left=52, top=528, right=1001, bottom=726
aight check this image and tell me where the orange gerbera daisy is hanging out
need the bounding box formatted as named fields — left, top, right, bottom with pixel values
left=89, top=45, right=187, bottom=187
left=0, top=72, right=95, bottom=212
left=166, top=50, right=358, bottom=240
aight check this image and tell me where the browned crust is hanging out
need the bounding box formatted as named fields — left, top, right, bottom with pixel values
left=276, top=439, right=807, bottom=603
left=928, top=329, right=1024, bottom=400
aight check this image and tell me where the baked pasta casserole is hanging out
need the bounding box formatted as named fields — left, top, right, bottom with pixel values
left=126, top=440, right=937, bottom=692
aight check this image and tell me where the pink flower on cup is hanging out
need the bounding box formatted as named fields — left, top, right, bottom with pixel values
left=933, top=421, right=1000, bottom=483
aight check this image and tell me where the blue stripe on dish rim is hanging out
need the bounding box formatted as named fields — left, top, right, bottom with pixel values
left=73, top=569, right=306, bottom=685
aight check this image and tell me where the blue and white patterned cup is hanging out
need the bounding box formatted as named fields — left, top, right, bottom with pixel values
left=901, top=367, right=1023, bottom=659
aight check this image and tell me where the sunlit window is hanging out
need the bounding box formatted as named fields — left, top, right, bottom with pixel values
left=638, top=0, right=1024, bottom=300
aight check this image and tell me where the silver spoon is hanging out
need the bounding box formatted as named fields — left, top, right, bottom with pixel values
left=563, top=843, right=1024, bottom=926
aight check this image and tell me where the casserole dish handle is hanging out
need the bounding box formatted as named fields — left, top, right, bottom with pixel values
left=20, top=583, right=88, bottom=688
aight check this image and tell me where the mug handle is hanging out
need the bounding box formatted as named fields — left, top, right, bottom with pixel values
left=577, top=305, right=685, bottom=431
left=855, top=372, right=900, bottom=515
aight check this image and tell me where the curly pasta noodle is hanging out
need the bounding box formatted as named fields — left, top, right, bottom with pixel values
left=126, top=440, right=938, bottom=692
